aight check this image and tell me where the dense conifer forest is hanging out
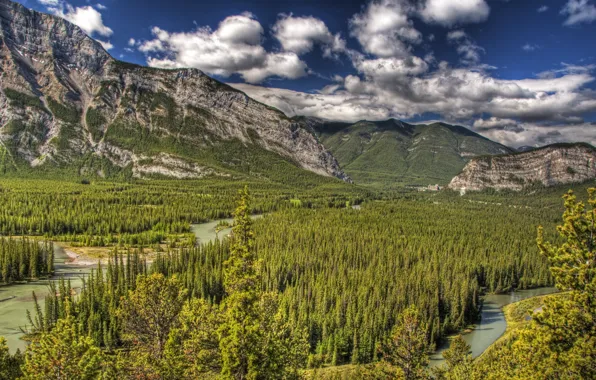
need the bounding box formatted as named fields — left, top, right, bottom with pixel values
left=0, top=178, right=594, bottom=378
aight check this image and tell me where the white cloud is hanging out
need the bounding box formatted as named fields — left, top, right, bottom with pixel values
left=139, top=14, right=307, bottom=83
left=349, top=0, right=421, bottom=58
left=420, top=0, right=490, bottom=27
left=39, top=1, right=113, bottom=37
left=230, top=63, right=596, bottom=130
left=95, top=3, right=107, bottom=10
left=128, top=38, right=136, bottom=46
left=477, top=122, right=596, bottom=148
left=447, top=30, right=485, bottom=65
left=38, top=0, right=60, bottom=5
left=97, top=40, right=113, bottom=50
left=561, top=0, right=596, bottom=26
left=522, top=43, right=539, bottom=52
left=272, top=14, right=345, bottom=57
left=537, top=5, right=549, bottom=12
left=473, top=117, right=521, bottom=131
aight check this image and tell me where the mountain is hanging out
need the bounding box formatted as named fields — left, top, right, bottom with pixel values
left=448, top=143, right=596, bottom=191
left=306, top=118, right=512, bottom=187
left=516, top=145, right=536, bottom=153
left=0, top=0, right=347, bottom=182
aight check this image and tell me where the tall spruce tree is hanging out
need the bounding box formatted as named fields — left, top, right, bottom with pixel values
left=219, top=186, right=263, bottom=379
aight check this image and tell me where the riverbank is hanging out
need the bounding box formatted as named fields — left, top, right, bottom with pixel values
left=0, top=216, right=247, bottom=353
left=429, top=287, right=558, bottom=366
left=474, top=291, right=567, bottom=366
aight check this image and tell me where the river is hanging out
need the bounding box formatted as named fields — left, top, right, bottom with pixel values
left=0, top=244, right=93, bottom=353
left=429, top=286, right=559, bottom=367
left=0, top=217, right=253, bottom=353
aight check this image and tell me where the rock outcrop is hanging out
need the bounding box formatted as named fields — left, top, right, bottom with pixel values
left=0, top=0, right=347, bottom=180
left=448, top=143, right=596, bottom=191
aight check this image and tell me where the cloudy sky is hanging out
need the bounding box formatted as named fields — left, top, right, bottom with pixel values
left=18, top=0, right=596, bottom=148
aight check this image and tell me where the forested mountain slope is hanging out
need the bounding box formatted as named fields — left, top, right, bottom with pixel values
left=0, top=0, right=347, bottom=182
left=307, top=118, right=512, bottom=187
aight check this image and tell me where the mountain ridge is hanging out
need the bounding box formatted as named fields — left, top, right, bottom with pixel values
left=0, top=0, right=348, bottom=182
left=308, top=117, right=513, bottom=187
left=449, top=142, right=596, bottom=191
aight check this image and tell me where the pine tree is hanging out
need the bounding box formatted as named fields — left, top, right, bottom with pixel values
left=442, top=335, right=471, bottom=369
left=118, top=273, right=187, bottom=366
left=21, top=302, right=106, bottom=380
left=0, top=337, right=23, bottom=380
left=219, top=186, right=265, bottom=379
left=381, top=306, right=432, bottom=380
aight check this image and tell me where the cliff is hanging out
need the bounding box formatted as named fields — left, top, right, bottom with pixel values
left=448, top=143, right=596, bottom=191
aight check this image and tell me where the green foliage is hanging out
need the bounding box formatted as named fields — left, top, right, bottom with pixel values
left=3, top=89, right=46, bottom=111
left=218, top=187, right=308, bottom=379
left=0, top=178, right=364, bottom=247
left=117, top=273, right=187, bottom=377
left=47, top=98, right=81, bottom=124
left=0, top=238, right=54, bottom=284
left=434, top=336, right=473, bottom=380
left=380, top=306, right=432, bottom=380
left=474, top=188, right=596, bottom=378
left=21, top=304, right=107, bottom=380
left=119, top=273, right=187, bottom=359
left=152, top=195, right=555, bottom=367
left=85, top=108, right=106, bottom=141
left=0, top=337, right=23, bottom=380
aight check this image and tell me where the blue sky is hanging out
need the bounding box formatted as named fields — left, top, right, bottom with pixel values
left=17, top=0, right=596, bottom=147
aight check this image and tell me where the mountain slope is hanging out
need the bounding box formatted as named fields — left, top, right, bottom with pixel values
left=308, top=118, right=512, bottom=187
left=449, top=143, right=596, bottom=191
left=0, top=0, right=347, bottom=182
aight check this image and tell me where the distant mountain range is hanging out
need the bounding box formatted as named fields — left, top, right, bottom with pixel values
left=1, top=0, right=595, bottom=191
left=306, top=118, right=512, bottom=187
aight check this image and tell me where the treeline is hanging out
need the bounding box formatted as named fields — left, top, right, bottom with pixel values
left=0, top=178, right=366, bottom=247
left=0, top=238, right=54, bottom=284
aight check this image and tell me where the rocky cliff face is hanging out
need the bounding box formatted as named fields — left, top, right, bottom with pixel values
left=448, top=143, right=596, bottom=191
left=0, top=0, right=347, bottom=180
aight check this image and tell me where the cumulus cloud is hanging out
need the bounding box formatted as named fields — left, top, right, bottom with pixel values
left=476, top=122, right=596, bottom=148
left=272, top=14, right=345, bottom=57
left=38, top=0, right=113, bottom=37
left=447, top=30, right=485, bottom=65
left=538, top=5, right=549, bottom=12
left=561, top=0, right=596, bottom=26
left=97, top=40, right=113, bottom=50
left=138, top=14, right=307, bottom=83
left=231, top=63, right=596, bottom=131
left=420, top=0, right=490, bottom=27
left=349, top=0, right=421, bottom=58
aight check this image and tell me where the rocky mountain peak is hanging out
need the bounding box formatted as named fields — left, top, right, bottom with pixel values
left=0, top=0, right=347, bottom=181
